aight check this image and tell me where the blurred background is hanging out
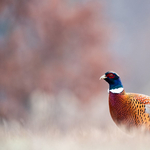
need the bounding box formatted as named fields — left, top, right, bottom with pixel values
left=0, top=0, right=150, bottom=133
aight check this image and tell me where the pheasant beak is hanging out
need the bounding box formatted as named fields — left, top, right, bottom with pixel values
left=99, top=74, right=107, bottom=80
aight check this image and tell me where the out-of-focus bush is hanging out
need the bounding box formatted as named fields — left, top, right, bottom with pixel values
left=0, top=0, right=115, bottom=127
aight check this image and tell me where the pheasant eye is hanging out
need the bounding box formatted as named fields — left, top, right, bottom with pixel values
left=107, top=73, right=115, bottom=78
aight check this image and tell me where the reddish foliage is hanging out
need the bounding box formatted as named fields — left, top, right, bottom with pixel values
left=0, top=0, right=115, bottom=120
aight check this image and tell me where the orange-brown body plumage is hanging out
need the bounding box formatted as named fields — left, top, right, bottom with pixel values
left=109, top=90, right=150, bottom=129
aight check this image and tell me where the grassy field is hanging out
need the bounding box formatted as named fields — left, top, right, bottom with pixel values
left=0, top=123, right=150, bottom=150
left=0, top=93, right=150, bottom=150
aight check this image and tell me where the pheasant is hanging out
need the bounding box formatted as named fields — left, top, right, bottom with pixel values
left=100, top=71, right=150, bottom=130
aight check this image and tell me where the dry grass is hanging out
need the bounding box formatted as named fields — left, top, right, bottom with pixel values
left=0, top=123, right=150, bottom=150
left=0, top=92, right=148, bottom=150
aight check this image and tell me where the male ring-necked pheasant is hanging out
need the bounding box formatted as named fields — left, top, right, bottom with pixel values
left=100, top=71, right=150, bottom=130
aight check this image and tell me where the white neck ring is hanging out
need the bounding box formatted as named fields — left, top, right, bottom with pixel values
left=109, top=87, right=124, bottom=93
